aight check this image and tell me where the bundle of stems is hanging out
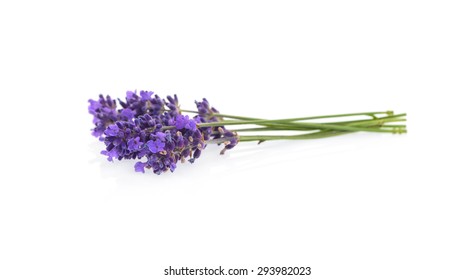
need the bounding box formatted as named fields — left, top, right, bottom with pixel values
left=180, top=110, right=407, bottom=144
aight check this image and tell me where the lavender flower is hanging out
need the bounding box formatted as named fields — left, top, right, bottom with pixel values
left=89, top=91, right=246, bottom=174
left=118, top=90, right=165, bottom=118
left=88, top=95, right=119, bottom=137
left=90, top=89, right=403, bottom=176
left=96, top=103, right=206, bottom=174
left=88, top=94, right=139, bottom=137
left=195, top=98, right=223, bottom=123
left=195, top=98, right=238, bottom=154
left=165, top=94, right=181, bottom=116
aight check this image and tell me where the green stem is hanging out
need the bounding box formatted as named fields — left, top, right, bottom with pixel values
left=198, top=115, right=406, bottom=133
left=237, top=118, right=407, bottom=142
left=333, top=116, right=406, bottom=127
left=181, top=109, right=257, bottom=121
left=181, top=109, right=394, bottom=121
left=234, top=124, right=405, bottom=133
left=324, top=114, right=405, bottom=125
left=198, top=113, right=404, bottom=126
left=379, top=125, right=407, bottom=128
left=181, top=109, right=405, bottom=132
left=238, top=130, right=353, bottom=142
left=232, top=116, right=406, bottom=132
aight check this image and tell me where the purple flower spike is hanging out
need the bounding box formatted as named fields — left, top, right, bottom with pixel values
left=165, top=94, right=180, bottom=116
left=89, top=91, right=239, bottom=175
left=88, top=94, right=120, bottom=137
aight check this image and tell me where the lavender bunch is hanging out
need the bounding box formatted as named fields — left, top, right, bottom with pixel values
left=89, top=90, right=406, bottom=175
left=89, top=91, right=238, bottom=174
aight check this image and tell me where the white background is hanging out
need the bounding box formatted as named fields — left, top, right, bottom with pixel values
left=1, top=1, right=473, bottom=279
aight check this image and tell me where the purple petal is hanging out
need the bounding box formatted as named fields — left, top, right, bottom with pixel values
left=185, top=119, right=197, bottom=131
left=147, top=139, right=165, bottom=153
left=127, top=137, right=142, bottom=151
left=91, top=129, right=102, bottom=137
left=120, top=108, right=135, bottom=120
left=104, top=124, right=119, bottom=136
left=140, top=91, right=153, bottom=101
left=175, top=115, right=189, bottom=129
left=88, top=99, right=101, bottom=114
left=126, top=90, right=136, bottom=100
left=101, top=149, right=118, bottom=162
left=134, top=162, right=147, bottom=173
left=153, top=132, right=166, bottom=141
